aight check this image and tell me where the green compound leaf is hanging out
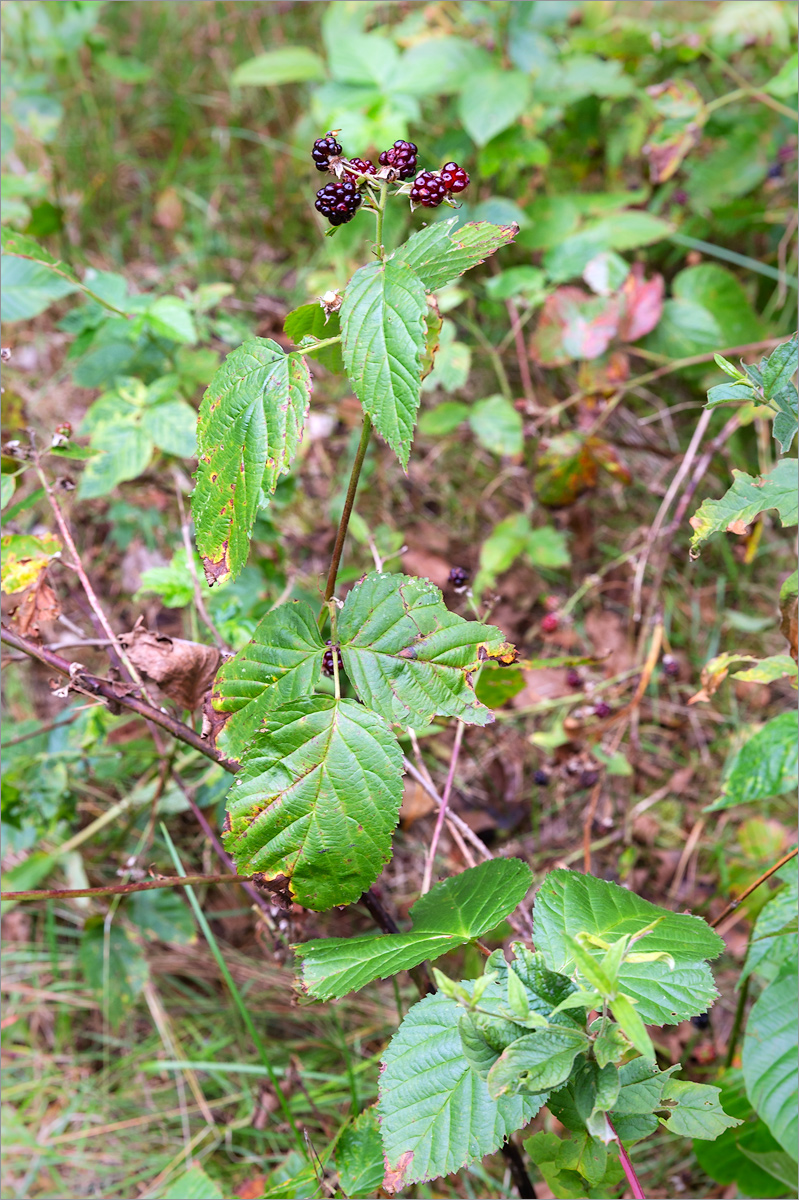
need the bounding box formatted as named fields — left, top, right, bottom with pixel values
left=222, top=697, right=403, bottom=910
left=396, top=218, right=519, bottom=293
left=77, top=422, right=153, bottom=500
left=689, top=458, right=798, bottom=556
left=660, top=1079, right=743, bottom=1140
left=159, top=1166, right=224, bottom=1199
left=192, top=338, right=311, bottom=585
left=294, top=858, right=532, bottom=1000
left=743, top=965, right=799, bottom=1161
left=486, top=1026, right=589, bottom=1100
left=338, top=571, right=516, bottom=728
left=533, top=870, right=724, bottom=1024
left=708, top=711, right=799, bottom=811
left=340, top=259, right=427, bottom=469
left=762, top=334, right=798, bottom=400
left=335, top=1107, right=384, bottom=1200
left=378, top=987, right=544, bottom=1190
left=211, top=601, right=325, bottom=762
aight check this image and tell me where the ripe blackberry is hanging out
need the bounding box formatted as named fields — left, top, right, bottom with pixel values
left=322, top=640, right=343, bottom=678
left=662, top=654, right=680, bottom=679
left=440, top=161, right=469, bottom=194
left=410, top=171, right=447, bottom=208
left=534, top=769, right=550, bottom=786
left=691, top=1012, right=711, bottom=1030
left=378, top=139, right=417, bottom=179
left=566, top=668, right=582, bottom=688
left=593, top=701, right=612, bottom=719
left=345, top=157, right=376, bottom=179
left=312, top=132, right=342, bottom=173
left=449, top=566, right=470, bottom=589
left=315, top=180, right=362, bottom=227
left=541, top=613, right=559, bottom=633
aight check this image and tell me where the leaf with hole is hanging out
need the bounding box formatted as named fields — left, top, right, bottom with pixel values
left=294, top=858, right=532, bottom=999
left=192, top=338, right=312, bottom=584
left=337, top=571, right=516, bottom=728
left=660, top=1079, right=743, bottom=1140
left=223, top=697, right=403, bottom=910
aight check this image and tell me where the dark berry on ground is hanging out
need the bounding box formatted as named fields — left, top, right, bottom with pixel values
left=378, top=139, right=418, bottom=179
left=593, top=701, right=612, bottom=719
left=767, top=162, right=783, bottom=179
left=541, top=613, right=559, bottom=633
left=315, top=180, right=362, bottom=226
left=410, top=171, right=447, bottom=207
left=440, top=161, right=470, bottom=194
left=322, top=640, right=344, bottom=678
left=691, top=1012, right=711, bottom=1029
left=345, top=157, right=376, bottom=179
left=566, top=668, right=582, bottom=688
left=449, top=566, right=470, bottom=588
left=534, top=769, right=550, bottom=786
left=312, top=132, right=343, bottom=172
left=662, top=654, right=680, bottom=679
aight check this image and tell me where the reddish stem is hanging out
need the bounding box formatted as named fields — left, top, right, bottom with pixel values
left=607, top=1117, right=646, bottom=1199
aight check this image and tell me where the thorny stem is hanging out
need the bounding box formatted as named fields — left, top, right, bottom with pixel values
left=724, top=972, right=750, bottom=1072
left=711, top=846, right=798, bottom=930
left=32, top=454, right=150, bottom=699
left=322, top=414, right=373, bottom=607
left=1, top=873, right=249, bottom=902
left=0, top=626, right=239, bottom=772
left=607, top=1117, right=646, bottom=1199
left=420, top=720, right=465, bottom=895
left=328, top=599, right=341, bottom=700
left=500, top=1140, right=538, bottom=1199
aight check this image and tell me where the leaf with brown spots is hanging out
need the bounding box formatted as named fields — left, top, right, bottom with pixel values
left=192, top=338, right=312, bottom=584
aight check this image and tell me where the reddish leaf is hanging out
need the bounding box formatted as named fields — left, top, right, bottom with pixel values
left=576, top=351, right=630, bottom=396
left=642, top=80, right=706, bottom=183
left=535, top=434, right=631, bottom=507
left=529, top=287, right=620, bottom=367
left=618, top=267, right=665, bottom=341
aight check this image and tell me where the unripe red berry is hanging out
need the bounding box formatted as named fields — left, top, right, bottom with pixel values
left=541, top=613, right=559, bottom=633
left=440, top=161, right=469, bottom=194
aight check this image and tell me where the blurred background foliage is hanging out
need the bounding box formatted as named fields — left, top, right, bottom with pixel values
left=1, top=2, right=796, bottom=1198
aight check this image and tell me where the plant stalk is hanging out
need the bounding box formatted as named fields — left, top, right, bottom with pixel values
left=1, top=872, right=250, bottom=902
left=323, top=414, right=373, bottom=604
left=607, top=1117, right=646, bottom=1199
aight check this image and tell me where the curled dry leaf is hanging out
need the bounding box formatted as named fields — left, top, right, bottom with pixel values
left=119, top=617, right=221, bottom=710
left=618, top=266, right=665, bottom=342
left=6, top=572, right=61, bottom=639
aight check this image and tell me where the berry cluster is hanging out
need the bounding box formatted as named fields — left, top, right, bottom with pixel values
left=345, top=157, right=376, bottom=179
left=311, top=131, right=469, bottom=226
left=312, top=132, right=342, bottom=172
left=322, top=640, right=344, bottom=678
left=448, top=565, right=470, bottom=589
left=378, top=139, right=418, bottom=179
left=410, top=161, right=470, bottom=208
left=315, top=179, right=362, bottom=227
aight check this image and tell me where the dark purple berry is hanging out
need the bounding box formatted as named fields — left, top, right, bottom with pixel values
left=315, top=179, right=362, bottom=226
left=767, top=162, right=783, bottom=179
left=345, top=157, right=376, bottom=180
left=322, top=640, right=343, bottom=678
left=566, top=668, right=582, bottom=688
left=449, top=566, right=470, bottom=589
left=662, top=654, right=680, bottom=679
left=410, top=170, right=447, bottom=208
left=593, top=701, right=612, bottom=719
left=691, top=1012, right=710, bottom=1029
left=378, top=139, right=418, bottom=180
left=440, top=161, right=469, bottom=194
left=312, top=132, right=343, bottom=173
left=672, top=188, right=689, bottom=205
left=534, top=769, right=550, bottom=786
